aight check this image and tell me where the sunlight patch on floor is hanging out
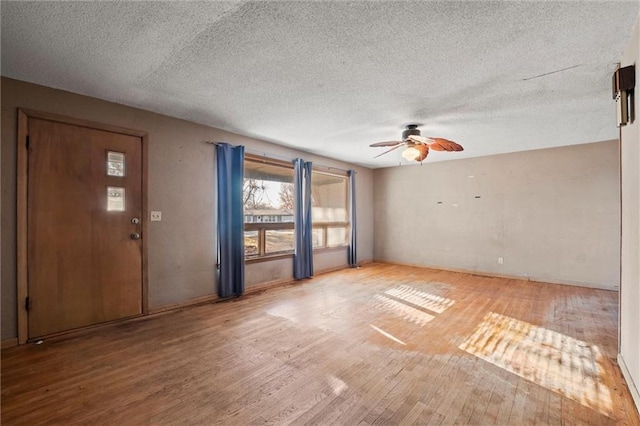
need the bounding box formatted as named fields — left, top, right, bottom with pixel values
left=459, top=312, right=613, bottom=416
left=266, top=293, right=348, bottom=327
left=369, top=324, right=407, bottom=346
left=371, top=294, right=435, bottom=326
left=384, top=285, right=455, bottom=314
left=327, top=374, right=348, bottom=396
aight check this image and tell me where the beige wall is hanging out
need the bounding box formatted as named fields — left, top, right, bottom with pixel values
left=620, top=15, right=640, bottom=411
left=0, top=77, right=374, bottom=340
left=373, top=141, right=620, bottom=289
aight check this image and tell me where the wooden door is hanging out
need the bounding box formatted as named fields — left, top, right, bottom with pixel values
left=27, top=117, right=143, bottom=338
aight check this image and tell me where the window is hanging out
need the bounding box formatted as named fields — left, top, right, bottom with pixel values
left=244, top=156, right=295, bottom=258
left=312, top=171, right=349, bottom=248
left=243, top=157, right=350, bottom=259
left=106, top=151, right=125, bottom=177
left=106, top=186, right=125, bottom=211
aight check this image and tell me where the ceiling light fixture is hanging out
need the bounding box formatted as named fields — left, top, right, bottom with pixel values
left=401, top=145, right=420, bottom=161
left=370, top=125, right=463, bottom=163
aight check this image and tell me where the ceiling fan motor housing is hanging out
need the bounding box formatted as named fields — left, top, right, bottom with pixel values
left=402, top=124, right=421, bottom=141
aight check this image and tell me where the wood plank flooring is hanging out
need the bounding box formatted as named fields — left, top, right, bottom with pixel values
left=2, top=263, right=639, bottom=425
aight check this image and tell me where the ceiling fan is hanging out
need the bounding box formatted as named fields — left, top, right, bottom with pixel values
left=370, top=124, right=463, bottom=162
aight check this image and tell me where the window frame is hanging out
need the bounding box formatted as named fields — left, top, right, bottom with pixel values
left=311, top=168, right=350, bottom=250
left=244, top=154, right=295, bottom=262
left=242, top=156, right=351, bottom=262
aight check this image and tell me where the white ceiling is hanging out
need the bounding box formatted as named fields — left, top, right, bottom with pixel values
left=2, top=1, right=638, bottom=168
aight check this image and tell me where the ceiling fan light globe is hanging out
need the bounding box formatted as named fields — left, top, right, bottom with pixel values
left=401, top=146, right=420, bottom=161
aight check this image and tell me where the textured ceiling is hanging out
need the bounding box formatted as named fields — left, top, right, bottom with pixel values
left=2, top=1, right=638, bottom=168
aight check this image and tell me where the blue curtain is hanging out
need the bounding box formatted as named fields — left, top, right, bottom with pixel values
left=293, top=159, right=314, bottom=279
left=348, top=170, right=357, bottom=267
left=216, top=143, right=245, bottom=298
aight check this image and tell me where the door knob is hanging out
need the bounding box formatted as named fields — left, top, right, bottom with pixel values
left=130, top=233, right=141, bottom=240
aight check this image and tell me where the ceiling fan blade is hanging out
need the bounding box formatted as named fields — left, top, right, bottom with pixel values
left=374, top=144, right=404, bottom=158
left=407, top=134, right=434, bottom=145
left=369, top=141, right=404, bottom=147
left=415, top=145, right=429, bottom=162
left=426, top=137, right=464, bottom=152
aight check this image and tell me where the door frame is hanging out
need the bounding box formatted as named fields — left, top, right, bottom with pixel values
left=17, top=109, right=149, bottom=344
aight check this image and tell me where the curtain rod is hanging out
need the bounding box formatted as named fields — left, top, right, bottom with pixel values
left=205, top=141, right=353, bottom=174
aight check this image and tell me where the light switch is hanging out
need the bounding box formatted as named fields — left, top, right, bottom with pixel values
left=150, top=211, right=162, bottom=222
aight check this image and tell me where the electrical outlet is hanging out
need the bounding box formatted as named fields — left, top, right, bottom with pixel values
left=150, top=211, right=162, bottom=222
left=498, top=257, right=504, bottom=265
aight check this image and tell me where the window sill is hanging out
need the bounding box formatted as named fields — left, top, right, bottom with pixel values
left=313, top=245, right=348, bottom=254
left=244, top=245, right=347, bottom=264
left=245, top=253, right=294, bottom=264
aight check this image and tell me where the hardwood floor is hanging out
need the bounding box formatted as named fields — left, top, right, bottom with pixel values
left=2, top=263, right=639, bottom=425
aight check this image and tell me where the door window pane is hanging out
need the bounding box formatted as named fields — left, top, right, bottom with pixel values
left=107, top=151, right=125, bottom=177
left=107, top=187, right=125, bottom=211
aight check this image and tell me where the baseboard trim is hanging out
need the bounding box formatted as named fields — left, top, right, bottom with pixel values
left=2, top=338, right=18, bottom=349
left=148, top=294, right=220, bottom=315
left=373, top=259, right=618, bottom=291
left=146, top=263, right=358, bottom=315
left=315, top=264, right=352, bottom=275
left=244, top=263, right=356, bottom=295
left=146, top=264, right=360, bottom=315
left=246, top=277, right=296, bottom=294
left=618, top=354, right=640, bottom=415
